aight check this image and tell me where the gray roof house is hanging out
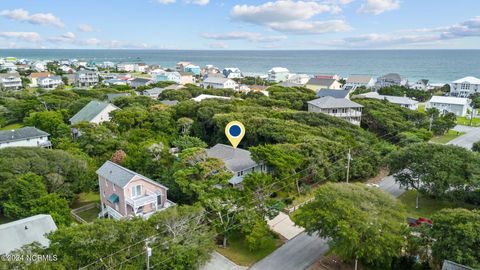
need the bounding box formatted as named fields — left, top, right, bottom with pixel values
left=0, top=126, right=51, bottom=149
left=354, top=92, right=419, bottom=110
left=442, top=260, right=476, bottom=270
left=0, top=214, right=57, bottom=255
left=129, top=78, right=153, bottom=89
left=376, top=73, right=408, bottom=88
left=316, top=89, right=351, bottom=99
left=142, top=87, right=166, bottom=99
left=69, top=100, right=119, bottom=125
left=206, top=144, right=267, bottom=185
left=308, top=96, right=363, bottom=126
left=96, top=161, right=173, bottom=220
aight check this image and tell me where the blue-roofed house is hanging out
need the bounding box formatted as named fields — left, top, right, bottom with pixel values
left=316, top=89, right=351, bottom=99
left=97, top=160, right=174, bottom=220
left=183, top=64, right=201, bottom=76
left=154, top=72, right=181, bottom=84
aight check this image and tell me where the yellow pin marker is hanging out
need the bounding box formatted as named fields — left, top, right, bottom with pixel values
left=225, top=121, right=245, bottom=148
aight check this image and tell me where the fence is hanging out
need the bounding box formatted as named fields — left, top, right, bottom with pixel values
left=71, top=203, right=99, bottom=224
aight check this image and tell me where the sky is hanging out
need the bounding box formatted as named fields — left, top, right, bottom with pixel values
left=0, top=0, right=480, bottom=50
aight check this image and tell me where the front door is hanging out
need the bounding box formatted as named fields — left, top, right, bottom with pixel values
left=157, top=193, right=162, bottom=208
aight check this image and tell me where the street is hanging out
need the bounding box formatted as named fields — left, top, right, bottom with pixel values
left=448, top=126, right=480, bottom=150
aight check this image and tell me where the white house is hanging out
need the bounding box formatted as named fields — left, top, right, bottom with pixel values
left=344, top=75, right=376, bottom=91
left=0, top=72, right=22, bottom=91
left=355, top=92, right=419, bottom=110
left=426, top=96, right=471, bottom=116
left=202, top=77, right=239, bottom=90
left=307, top=97, right=363, bottom=126
left=410, top=79, right=431, bottom=91
left=206, top=144, right=267, bottom=185
left=69, top=100, right=119, bottom=125
left=74, top=70, right=99, bottom=87
left=0, top=127, right=51, bottom=149
left=116, top=63, right=135, bottom=72
left=267, top=67, right=290, bottom=83
left=0, top=215, right=57, bottom=255
left=286, top=74, right=311, bottom=85
left=37, top=76, right=63, bottom=89
left=29, top=72, right=52, bottom=87
left=450, top=76, right=480, bottom=97
left=192, top=94, right=232, bottom=102
left=376, top=73, right=408, bottom=88
left=222, top=68, right=243, bottom=79
left=134, top=63, right=148, bottom=73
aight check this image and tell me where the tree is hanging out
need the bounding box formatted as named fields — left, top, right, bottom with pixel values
left=473, top=141, right=480, bottom=152
left=172, top=136, right=207, bottom=151
left=177, top=117, right=194, bottom=135
left=24, top=110, right=71, bottom=138
left=388, top=143, right=480, bottom=207
left=420, top=209, right=480, bottom=268
left=292, top=183, right=407, bottom=268
left=110, top=149, right=127, bottom=164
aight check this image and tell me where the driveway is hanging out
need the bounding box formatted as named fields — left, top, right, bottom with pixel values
left=268, top=212, right=304, bottom=240
left=249, top=176, right=405, bottom=270
left=448, top=126, right=480, bottom=150
left=200, top=251, right=247, bottom=270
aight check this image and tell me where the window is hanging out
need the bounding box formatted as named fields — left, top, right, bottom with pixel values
left=132, top=185, right=142, bottom=197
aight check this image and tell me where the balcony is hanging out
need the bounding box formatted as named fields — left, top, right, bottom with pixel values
left=126, top=189, right=157, bottom=210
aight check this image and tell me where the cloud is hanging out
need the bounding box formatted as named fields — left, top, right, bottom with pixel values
left=357, top=0, right=400, bottom=15
left=78, top=24, right=94, bottom=32
left=0, top=9, right=64, bottom=28
left=155, top=0, right=209, bottom=5
left=0, top=32, right=41, bottom=42
left=208, top=42, right=228, bottom=49
left=201, top=31, right=287, bottom=43
left=230, top=0, right=351, bottom=34
left=327, top=16, right=480, bottom=48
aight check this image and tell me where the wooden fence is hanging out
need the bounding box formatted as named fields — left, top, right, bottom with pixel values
left=71, top=203, right=99, bottom=224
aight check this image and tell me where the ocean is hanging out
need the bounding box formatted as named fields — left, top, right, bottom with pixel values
left=1, top=49, right=480, bottom=84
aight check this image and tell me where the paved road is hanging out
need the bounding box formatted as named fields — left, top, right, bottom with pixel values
left=248, top=177, right=405, bottom=270
left=249, top=233, right=329, bottom=270
left=448, top=126, right=480, bottom=150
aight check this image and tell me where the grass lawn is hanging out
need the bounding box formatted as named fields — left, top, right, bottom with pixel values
left=0, top=123, right=24, bottom=131
left=456, top=116, right=480, bottom=127
left=430, top=130, right=464, bottom=144
left=71, top=192, right=100, bottom=208
left=399, top=190, right=478, bottom=218
left=76, top=206, right=100, bottom=223
left=215, top=232, right=283, bottom=266
left=417, top=104, right=426, bottom=113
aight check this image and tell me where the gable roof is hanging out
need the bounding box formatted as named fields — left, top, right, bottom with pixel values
left=316, top=89, right=351, bottom=99
left=346, top=75, right=373, bottom=84
left=307, top=78, right=336, bottom=87
left=0, top=72, right=20, bottom=79
left=378, top=73, right=403, bottom=81
left=204, top=77, right=233, bottom=84
left=277, top=81, right=304, bottom=87
left=428, top=96, right=470, bottom=106
left=143, top=87, right=165, bottom=96
left=0, top=127, right=49, bottom=144
left=442, top=260, right=475, bottom=270
left=206, top=144, right=259, bottom=173
left=69, top=100, right=118, bottom=124
left=0, top=214, right=57, bottom=255
left=29, top=72, right=51, bottom=78
left=308, top=96, right=363, bottom=109
left=452, top=76, right=480, bottom=84
left=357, top=92, right=419, bottom=105
left=96, top=160, right=168, bottom=189
left=130, top=78, right=152, bottom=84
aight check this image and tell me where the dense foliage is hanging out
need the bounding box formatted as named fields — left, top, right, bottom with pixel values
left=378, top=86, right=432, bottom=102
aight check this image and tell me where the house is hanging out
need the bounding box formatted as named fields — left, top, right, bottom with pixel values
left=222, top=68, right=243, bottom=79
left=442, top=260, right=476, bottom=270
left=64, top=74, right=76, bottom=86
left=32, top=61, right=47, bottom=72
left=314, top=74, right=340, bottom=80
left=286, top=74, right=311, bottom=85
left=160, top=100, right=179, bottom=106
left=0, top=127, right=51, bottom=149
left=69, top=100, right=119, bottom=125
left=0, top=72, right=22, bottom=91
left=37, top=76, right=63, bottom=89
left=154, top=72, right=181, bottom=84
left=192, top=94, right=232, bottom=102
left=104, top=79, right=129, bottom=86
left=176, top=61, right=192, bottom=72
left=202, top=77, right=239, bottom=90
left=202, top=65, right=221, bottom=75
left=134, top=63, right=148, bottom=73
left=410, top=79, right=430, bottom=91
left=0, top=214, right=57, bottom=255
left=355, top=92, right=419, bottom=110
left=450, top=76, right=480, bottom=97
left=116, top=63, right=135, bottom=72
left=267, top=67, right=290, bottom=83
left=97, top=160, right=174, bottom=220
left=183, top=64, right=201, bottom=76
left=344, top=75, right=376, bottom=91
left=74, top=70, right=99, bottom=87
left=426, top=96, right=471, bottom=116
left=307, top=97, right=363, bottom=125
left=29, top=72, right=52, bottom=87
left=59, top=65, right=75, bottom=74
left=206, top=144, right=267, bottom=185
left=376, top=73, right=408, bottom=88
left=129, top=78, right=153, bottom=89
left=106, top=93, right=131, bottom=102
left=316, top=89, right=351, bottom=99
left=0, top=62, right=17, bottom=71
left=305, top=78, right=342, bottom=92
left=142, top=88, right=166, bottom=99
left=179, top=72, right=195, bottom=85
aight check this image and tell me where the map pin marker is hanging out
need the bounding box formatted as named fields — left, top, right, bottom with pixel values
left=225, top=121, right=245, bottom=148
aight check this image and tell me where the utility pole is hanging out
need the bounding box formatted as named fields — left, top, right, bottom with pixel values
left=428, top=115, right=433, bottom=131
left=346, top=149, right=351, bottom=183
left=145, top=240, right=152, bottom=270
